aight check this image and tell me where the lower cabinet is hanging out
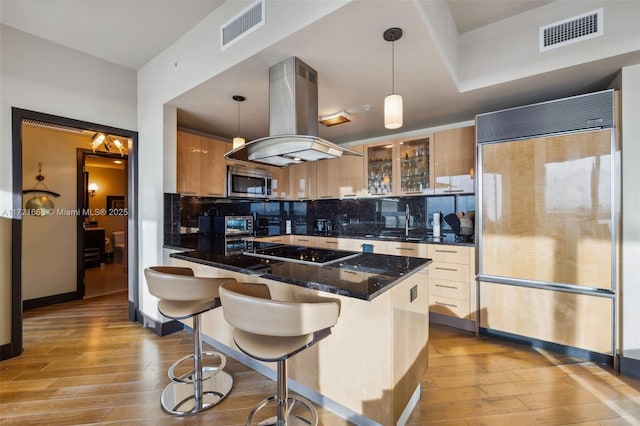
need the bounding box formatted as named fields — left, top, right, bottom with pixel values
left=427, top=244, right=476, bottom=330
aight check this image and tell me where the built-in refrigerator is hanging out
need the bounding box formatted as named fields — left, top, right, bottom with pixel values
left=476, top=89, right=619, bottom=363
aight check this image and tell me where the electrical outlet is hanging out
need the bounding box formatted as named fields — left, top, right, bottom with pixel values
left=410, top=285, right=418, bottom=302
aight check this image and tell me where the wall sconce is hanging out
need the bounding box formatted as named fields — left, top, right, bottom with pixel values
left=319, top=111, right=351, bottom=127
left=383, top=27, right=403, bottom=130
left=232, top=95, right=246, bottom=149
left=88, top=183, right=98, bottom=197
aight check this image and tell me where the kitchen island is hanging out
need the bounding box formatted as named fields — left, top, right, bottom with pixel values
left=168, top=239, right=431, bottom=425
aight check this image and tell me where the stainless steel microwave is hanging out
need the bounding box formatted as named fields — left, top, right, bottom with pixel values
left=227, top=165, right=272, bottom=199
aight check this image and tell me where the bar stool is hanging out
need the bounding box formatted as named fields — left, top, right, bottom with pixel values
left=144, top=266, right=236, bottom=415
left=219, top=282, right=340, bottom=426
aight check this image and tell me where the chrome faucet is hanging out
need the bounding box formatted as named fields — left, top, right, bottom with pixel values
left=405, top=204, right=410, bottom=237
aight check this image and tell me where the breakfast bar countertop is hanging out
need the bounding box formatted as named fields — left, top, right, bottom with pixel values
left=169, top=239, right=430, bottom=301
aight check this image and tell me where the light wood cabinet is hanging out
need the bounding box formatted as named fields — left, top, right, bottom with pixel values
left=201, top=136, right=231, bottom=197
left=268, top=166, right=289, bottom=199
left=177, top=130, right=231, bottom=196
left=290, top=235, right=317, bottom=246
left=316, top=157, right=340, bottom=199
left=338, top=145, right=365, bottom=198
left=365, top=136, right=433, bottom=197
left=433, top=126, right=475, bottom=194
left=289, top=161, right=317, bottom=200
left=427, top=244, right=476, bottom=327
left=375, top=240, right=428, bottom=258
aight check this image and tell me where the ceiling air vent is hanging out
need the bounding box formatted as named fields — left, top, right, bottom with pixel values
left=221, top=0, right=265, bottom=50
left=539, top=8, right=603, bottom=52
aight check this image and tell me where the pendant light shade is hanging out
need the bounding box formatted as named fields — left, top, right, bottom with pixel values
left=233, top=95, right=246, bottom=148
left=383, top=27, right=403, bottom=130
left=384, top=94, right=403, bottom=129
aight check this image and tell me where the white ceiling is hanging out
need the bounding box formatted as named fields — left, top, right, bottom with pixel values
left=2, top=0, right=636, bottom=145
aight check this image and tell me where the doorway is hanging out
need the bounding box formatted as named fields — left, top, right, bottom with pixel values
left=7, top=107, right=138, bottom=360
left=81, top=152, right=129, bottom=299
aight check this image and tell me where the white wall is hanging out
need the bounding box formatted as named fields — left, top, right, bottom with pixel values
left=621, top=64, right=640, bottom=357
left=457, top=1, right=640, bottom=92
left=0, top=25, right=136, bottom=345
left=136, top=1, right=349, bottom=321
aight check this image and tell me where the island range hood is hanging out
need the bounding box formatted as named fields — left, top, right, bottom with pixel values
left=225, top=56, right=363, bottom=167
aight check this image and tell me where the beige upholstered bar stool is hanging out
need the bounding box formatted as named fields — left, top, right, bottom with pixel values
left=219, top=282, right=340, bottom=426
left=144, top=266, right=236, bottom=415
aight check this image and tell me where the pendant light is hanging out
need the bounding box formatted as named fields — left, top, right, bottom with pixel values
left=383, top=27, right=403, bottom=130
left=232, top=95, right=246, bottom=149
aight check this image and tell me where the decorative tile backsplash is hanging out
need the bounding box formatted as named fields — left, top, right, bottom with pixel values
left=164, top=193, right=475, bottom=240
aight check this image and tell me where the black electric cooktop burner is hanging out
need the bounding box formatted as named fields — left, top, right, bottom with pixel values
left=244, top=244, right=360, bottom=266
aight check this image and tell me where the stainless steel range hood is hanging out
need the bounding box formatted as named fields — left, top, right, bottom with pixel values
left=225, top=57, right=363, bottom=167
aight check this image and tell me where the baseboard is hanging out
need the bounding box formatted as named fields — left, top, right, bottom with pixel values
left=619, top=354, right=640, bottom=379
left=480, top=327, right=614, bottom=365
left=23, top=291, right=79, bottom=310
left=138, top=311, right=183, bottom=336
left=429, top=312, right=475, bottom=332
left=0, top=342, right=19, bottom=360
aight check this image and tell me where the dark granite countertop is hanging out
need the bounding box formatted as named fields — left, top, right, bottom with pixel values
left=300, top=231, right=475, bottom=246
left=169, top=239, right=431, bottom=301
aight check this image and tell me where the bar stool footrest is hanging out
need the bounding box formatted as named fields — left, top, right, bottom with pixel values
left=247, top=395, right=318, bottom=426
left=168, top=351, right=226, bottom=384
left=161, top=369, right=233, bottom=415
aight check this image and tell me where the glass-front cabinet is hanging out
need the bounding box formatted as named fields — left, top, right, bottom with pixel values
left=366, top=135, right=433, bottom=196
left=366, top=143, right=394, bottom=195
left=397, top=135, right=432, bottom=195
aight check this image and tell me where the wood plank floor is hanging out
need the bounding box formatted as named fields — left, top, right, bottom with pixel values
left=2, top=291, right=639, bottom=425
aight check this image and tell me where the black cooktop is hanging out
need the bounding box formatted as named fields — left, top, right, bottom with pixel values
left=244, top=244, right=361, bottom=266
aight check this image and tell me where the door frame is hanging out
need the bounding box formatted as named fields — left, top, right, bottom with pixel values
left=6, top=107, right=138, bottom=360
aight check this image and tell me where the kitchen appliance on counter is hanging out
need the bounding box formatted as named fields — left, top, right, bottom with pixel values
left=314, top=218, right=333, bottom=235
left=476, top=89, right=618, bottom=361
left=227, top=165, right=272, bottom=199
left=213, top=215, right=254, bottom=236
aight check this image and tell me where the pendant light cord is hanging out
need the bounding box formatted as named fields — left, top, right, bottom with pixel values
left=391, top=36, right=395, bottom=94
left=237, top=101, right=240, bottom=136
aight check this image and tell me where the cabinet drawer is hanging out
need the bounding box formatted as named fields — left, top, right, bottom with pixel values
left=429, top=278, right=469, bottom=301
left=428, top=245, right=469, bottom=264
left=429, top=295, right=470, bottom=318
left=386, top=242, right=427, bottom=258
left=430, top=262, right=469, bottom=282
left=291, top=236, right=316, bottom=246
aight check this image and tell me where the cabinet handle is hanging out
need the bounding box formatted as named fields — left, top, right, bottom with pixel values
left=298, top=239, right=310, bottom=242
left=403, top=191, right=423, bottom=194
left=435, top=284, right=458, bottom=289
left=320, top=195, right=333, bottom=199
left=443, top=189, right=464, bottom=193
left=206, top=193, right=224, bottom=196
left=435, top=249, right=458, bottom=254
left=342, top=194, right=356, bottom=197
left=435, top=301, right=458, bottom=308
left=395, top=247, right=415, bottom=251
left=326, top=241, right=338, bottom=245
left=181, top=191, right=197, bottom=195
left=435, top=267, right=458, bottom=272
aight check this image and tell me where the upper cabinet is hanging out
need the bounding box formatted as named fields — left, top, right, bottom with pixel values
left=317, top=144, right=365, bottom=199
left=177, top=130, right=231, bottom=196
left=366, top=136, right=433, bottom=197
left=289, top=161, right=317, bottom=200
left=366, top=142, right=395, bottom=196
left=338, top=145, right=365, bottom=198
left=433, top=126, right=475, bottom=194
left=396, top=135, right=434, bottom=195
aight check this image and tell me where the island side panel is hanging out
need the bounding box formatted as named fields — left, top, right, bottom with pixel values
left=391, top=267, right=430, bottom=423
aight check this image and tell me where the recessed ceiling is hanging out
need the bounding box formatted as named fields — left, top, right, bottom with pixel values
left=2, top=1, right=636, bottom=147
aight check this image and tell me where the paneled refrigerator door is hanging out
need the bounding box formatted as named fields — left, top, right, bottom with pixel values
left=477, top=129, right=618, bottom=358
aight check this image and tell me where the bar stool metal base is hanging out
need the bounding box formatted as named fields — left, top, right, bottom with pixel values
left=161, top=369, right=233, bottom=416
left=168, top=351, right=226, bottom=384
left=247, top=395, right=317, bottom=426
